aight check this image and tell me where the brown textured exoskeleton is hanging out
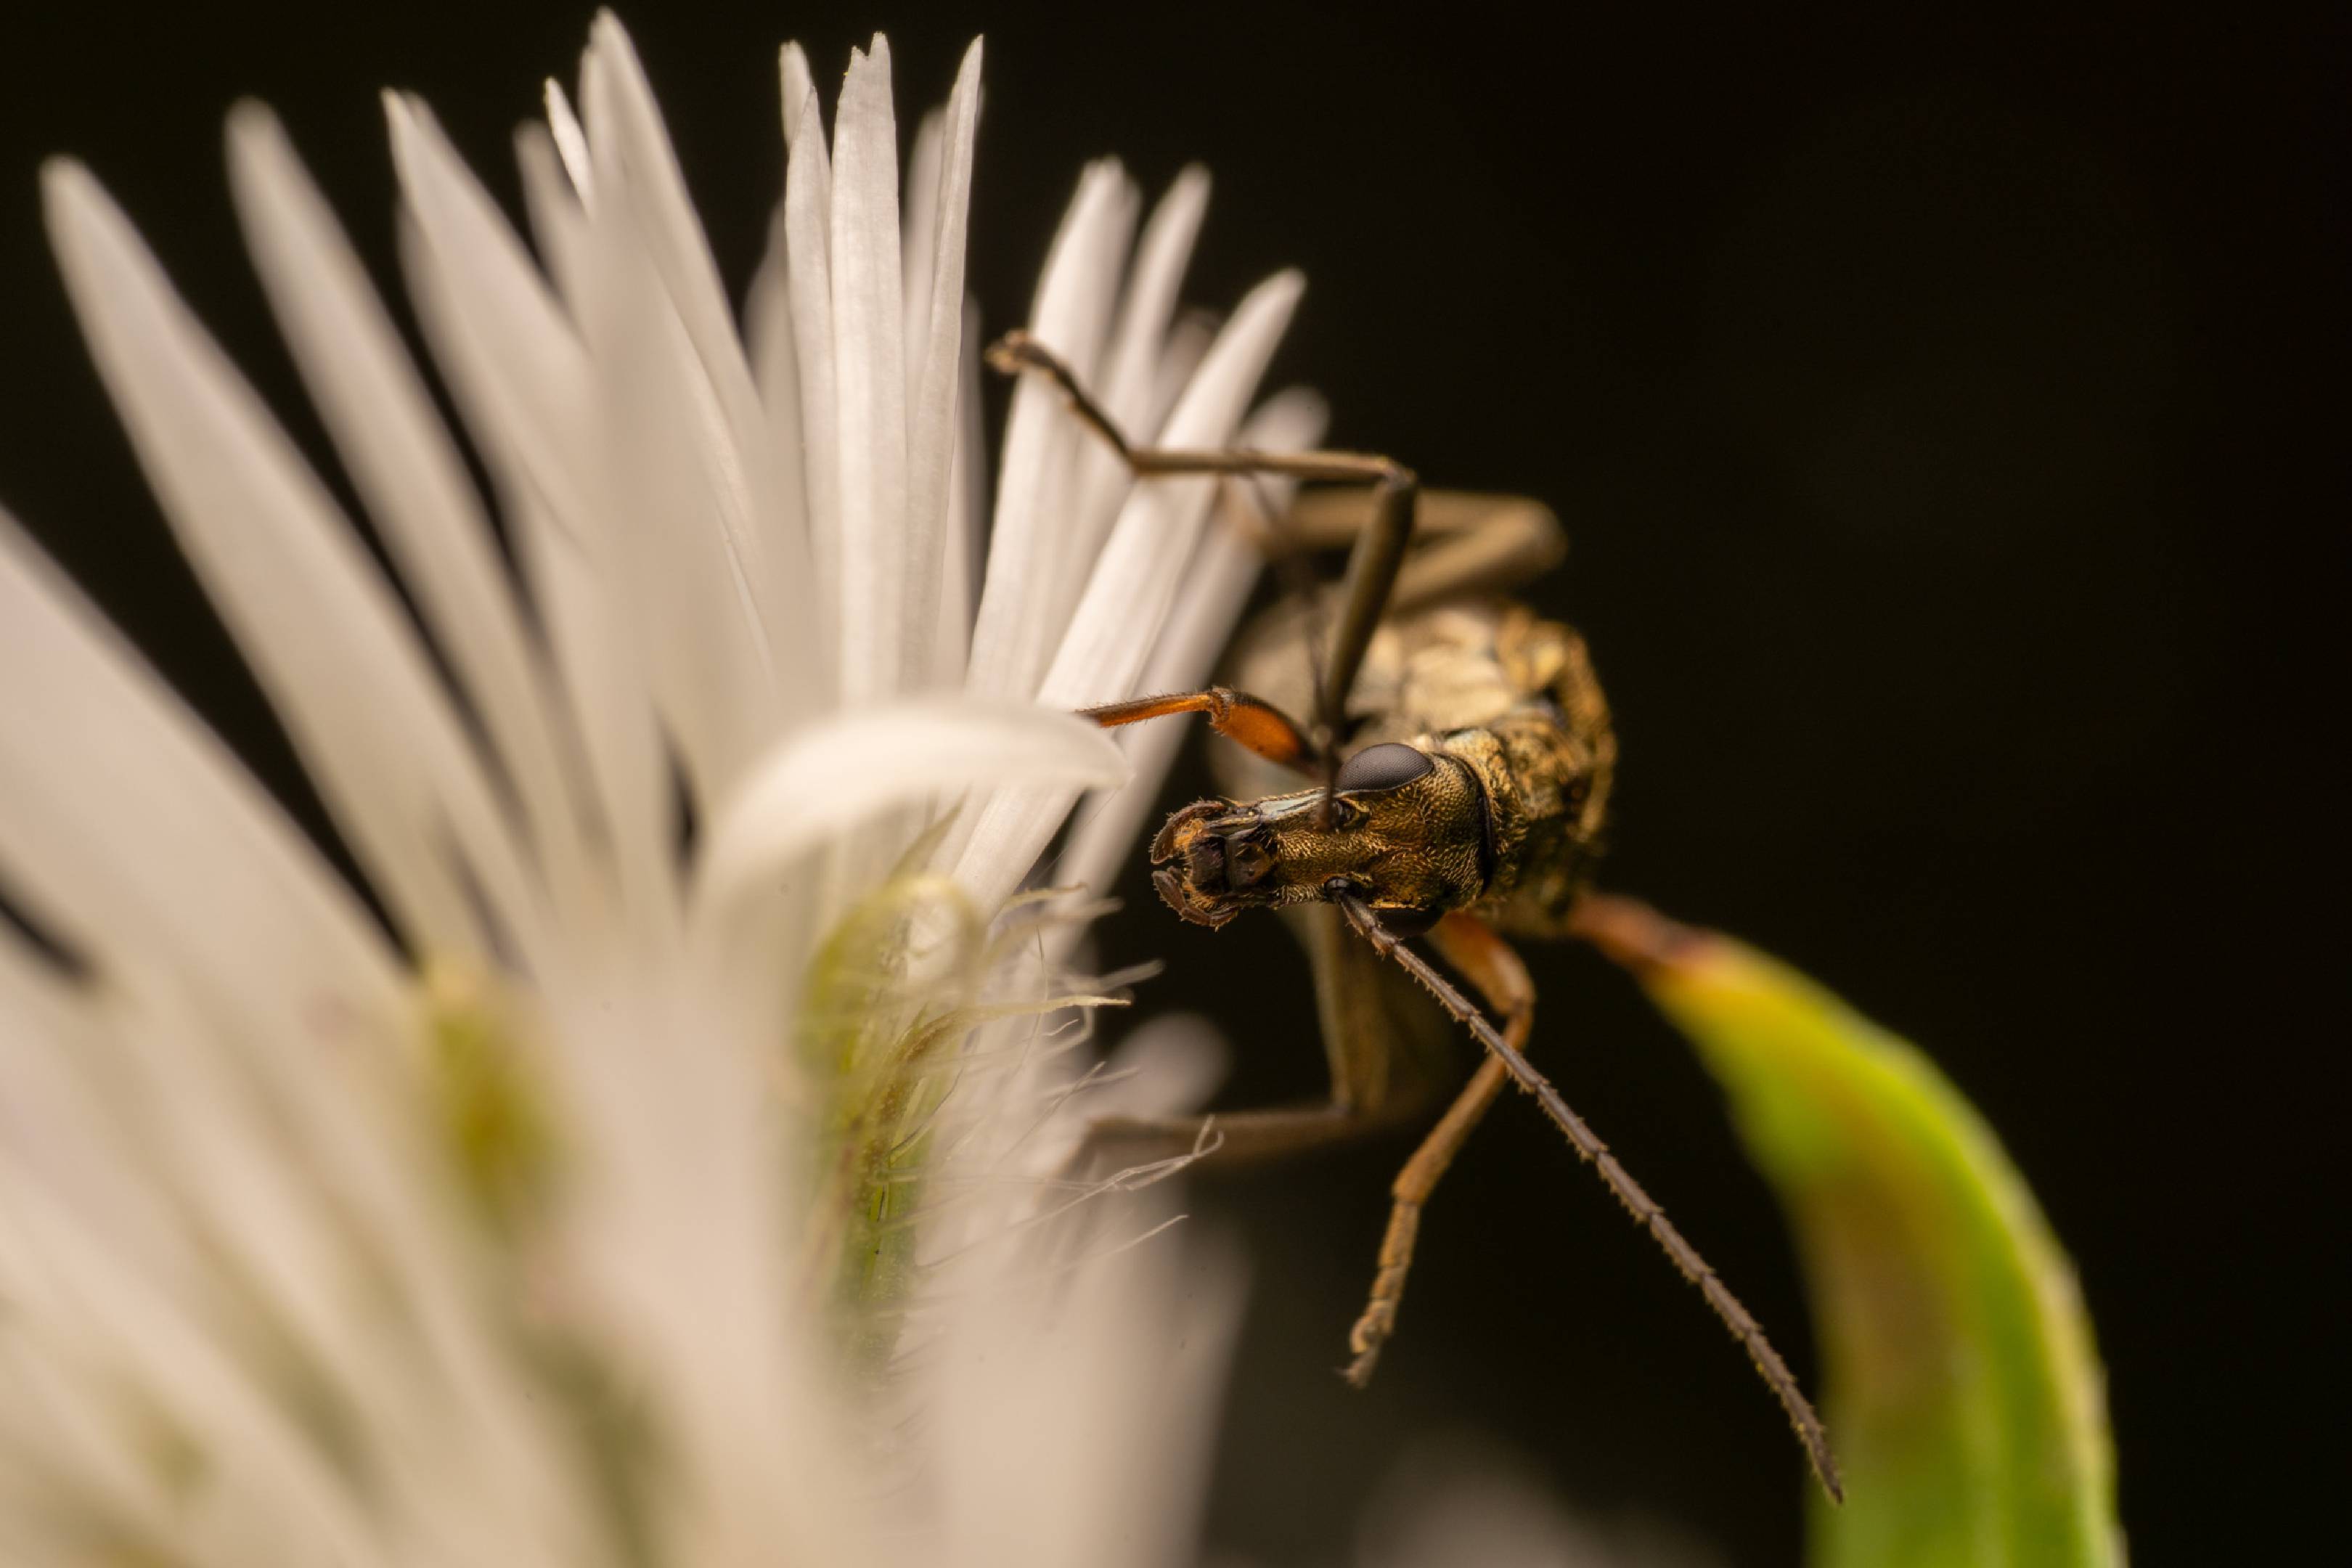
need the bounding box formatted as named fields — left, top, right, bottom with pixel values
left=989, top=331, right=1842, bottom=1503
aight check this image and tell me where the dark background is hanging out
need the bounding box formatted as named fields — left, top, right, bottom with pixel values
left=1, top=3, right=2338, bottom=1563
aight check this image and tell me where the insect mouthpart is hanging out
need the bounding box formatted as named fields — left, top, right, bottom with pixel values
left=1148, top=798, right=1277, bottom=928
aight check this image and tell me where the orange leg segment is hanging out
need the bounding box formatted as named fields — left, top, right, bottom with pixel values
left=1083, top=685, right=1320, bottom=775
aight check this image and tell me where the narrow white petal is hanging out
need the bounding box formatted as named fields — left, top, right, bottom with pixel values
left=779, top=41, right=817, bottom=152
left=829, top=41, right=912, bottom=703
left=543, top=76, right=593, bottom=202
left=743, top=202, right=817, bottom=691
left=935, top=295, right=986, bottom=682
left=227, top=103, right=595, bottom=918
left=1058, top=168, right=1212, bottom=600
left=784, top=89, right=842, bottom=683
left=515, top=121, right=594, bottom=311
left=1100, top=167, right=1212, bottom=440
left=44, top=161, right=553, bottom=975
left=901, top=107, right=945, bottom=404
left=899, top=39, right=983, bottom=693
left=1148, top=309, right=1220, bottom=435
left=965, top=160, right=1139, bottom=702
left=388, top=94, right=608, bottom=590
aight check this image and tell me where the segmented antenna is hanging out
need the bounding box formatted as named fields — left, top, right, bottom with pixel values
left=1331, top=889, right=1845, bottom=1503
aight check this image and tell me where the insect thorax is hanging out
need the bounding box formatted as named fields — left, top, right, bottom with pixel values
left=1222, top=598, right=1616, bottom=935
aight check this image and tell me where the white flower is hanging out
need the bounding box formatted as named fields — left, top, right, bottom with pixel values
left=0, top=14, right=1326, bottom=1565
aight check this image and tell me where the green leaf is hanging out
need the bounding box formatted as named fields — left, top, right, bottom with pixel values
left=1579, top=897, right=2122, bottom=1568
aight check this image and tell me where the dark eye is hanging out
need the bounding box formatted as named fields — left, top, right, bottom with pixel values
left=1335, top=742, right=1434, bottom=793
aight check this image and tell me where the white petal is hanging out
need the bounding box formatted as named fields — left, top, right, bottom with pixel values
left=542, top=75, right=593, bottom=203
left=898, top=41, right=983, bottom=691
left=44, top=161, right=552, bottom=976
left=936, top=295, right=987, bottom=682
left=965, top=160, right=1139, bottom=703
left=386, top=94, right=595, bottom=536
left=902, top=110, right=944, bottom=404
left=1099, top=168, right=1212, bottom=441
left=829, top=41, right=912, bottom=703
left=1057, top=168, right=1212, bottom=611
left=743, top=200, right=814, bottom=677
left=515, top=120, right=594, bottom=311
left=779, top=41, right=818, bottom=152
left=783, top=87, right=842, bottom=686
left=583, top=15, right=814, bottom=707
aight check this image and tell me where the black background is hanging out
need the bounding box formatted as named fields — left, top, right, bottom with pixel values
left=1, top=3, right=2339, bottom=1563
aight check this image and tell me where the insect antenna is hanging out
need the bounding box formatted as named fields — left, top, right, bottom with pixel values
left=1331, top=889, right=1845, bottom=1504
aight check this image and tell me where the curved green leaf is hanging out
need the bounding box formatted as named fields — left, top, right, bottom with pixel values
left=1578, top=897, right=2122, bottom=1568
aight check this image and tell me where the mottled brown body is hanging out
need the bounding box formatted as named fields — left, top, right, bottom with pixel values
left=1209, top=597, right=1615, bottom=939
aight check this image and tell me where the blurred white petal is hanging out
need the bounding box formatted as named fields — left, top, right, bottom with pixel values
left=45, top=163, right=551, bottom=975
left=228, top=105, right=595, bottom=917
left=830, top=40, right=914, bottom=703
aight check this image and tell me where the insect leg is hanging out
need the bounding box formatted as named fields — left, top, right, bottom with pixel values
left=1071, top=1103, right=1364, bottom=1173
left=1281, top=489, right=1567, bottom=613
left=987, top=330, right=1418, bottom=794
left=1343, top=912, right=1532, bottom=1387
left=1083, top=685, right=1320, bottom=775
left=1331, top=889, right=1845, bottom=1503
left=1064, top=905, right=1447, bottom=1179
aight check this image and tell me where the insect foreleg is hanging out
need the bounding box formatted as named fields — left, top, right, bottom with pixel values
left=1331, top=889, right=1845, bottom=1504
left=1083, top=685, right=1321, bottom=775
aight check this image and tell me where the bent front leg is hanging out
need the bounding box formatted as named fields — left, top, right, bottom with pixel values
left=1083, top=685, right=1320, bottom=775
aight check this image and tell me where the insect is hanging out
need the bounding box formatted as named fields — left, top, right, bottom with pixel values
left=988, top=331, right=1842, bottom=1503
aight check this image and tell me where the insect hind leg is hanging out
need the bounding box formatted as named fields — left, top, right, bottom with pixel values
left=1281, top=489, right=1567, bottom=612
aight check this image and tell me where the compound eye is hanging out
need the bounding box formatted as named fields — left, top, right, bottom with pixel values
left=1335, top=741, right=1434, bottom=794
